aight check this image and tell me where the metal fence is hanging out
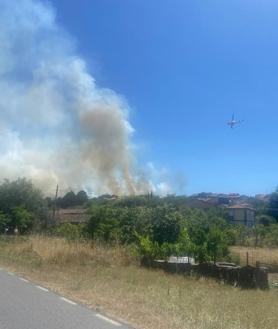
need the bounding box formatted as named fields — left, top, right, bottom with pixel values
left=231, top=248, right=278, bottom=273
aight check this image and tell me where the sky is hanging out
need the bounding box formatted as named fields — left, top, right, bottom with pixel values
left=1, top=0, right=278, bottom=196
left=49, top=0, right=278, bottom=195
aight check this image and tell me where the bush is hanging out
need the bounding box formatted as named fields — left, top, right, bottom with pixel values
left=263, top=224, right=278, bottom=247
left=87, top=206, right=121, bottom=242
left=86, top=204, right=232, bottom=263
left=150, top=206, right=182, bottom=245
left=52, top=223, right=87, bottom=241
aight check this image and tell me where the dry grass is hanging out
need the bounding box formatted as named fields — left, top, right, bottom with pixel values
left=230, top=245, right=278, bottom=290
left=230, top=246, right=278, bottom=267
left=28, top=235, right=132, bottom=266
left=0, top=236, right=278, bottom=329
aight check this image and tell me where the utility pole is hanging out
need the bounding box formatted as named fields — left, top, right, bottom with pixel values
left=51, top=184, right=59, bottom=226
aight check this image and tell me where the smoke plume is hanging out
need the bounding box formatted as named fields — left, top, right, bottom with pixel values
left=0, top=0, right=158, bottom=195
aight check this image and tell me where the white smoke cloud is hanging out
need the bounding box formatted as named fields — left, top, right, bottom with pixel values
left=0, top=0, right=173, bottom=196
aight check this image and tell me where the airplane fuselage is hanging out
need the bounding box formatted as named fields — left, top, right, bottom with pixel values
left=227, top=120, right=240, bottom=128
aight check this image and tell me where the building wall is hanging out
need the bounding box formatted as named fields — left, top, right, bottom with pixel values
left=54, top=208, right=90, bottom=224
left=246, top=209, right=255, bottom=225
left=229, top=208, right=255, bottom=226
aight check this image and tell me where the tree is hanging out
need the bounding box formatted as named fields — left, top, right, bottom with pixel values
left=256, top=214, right=276, bottom=227
left=76, top=191, right=89, bottom=205
left=57, top=190, right=89, bottom=208
left=173, top=228, right=192, bottom=256
left=263, top=224, right=278, bottom=247
left=267, top=191, right=278, bottom=221
left=10, top=207, right=33, bottom=233
left=182, top=209, right=230, bottom=262
left=118, top=206, right=153, bottom=244
left=252, top=224, right=267, bottom=247
left=0, top=178, right=47, bottom=232
left=206, top=226, right=229, bottom=263
left=150, top=206, right=182, bottom=245
left=87, top=206, right=119, bottom=242
left=0, top=211, right=10, bottom=233
left=58, top=191, right=77, bottom=208
left=0, top=178, right=45, bottom=215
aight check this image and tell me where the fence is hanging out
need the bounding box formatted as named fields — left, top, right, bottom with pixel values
left=141, top=258, right=269, bottom=290
left=230, top=246, right=278, bottom=273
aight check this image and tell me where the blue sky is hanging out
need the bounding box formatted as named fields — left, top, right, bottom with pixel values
left=51, top=0, right=278, bottom=195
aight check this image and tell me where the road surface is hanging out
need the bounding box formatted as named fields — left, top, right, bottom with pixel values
left=0, top=268, right=132, bottom=329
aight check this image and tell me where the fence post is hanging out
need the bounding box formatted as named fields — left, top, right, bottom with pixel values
left=246, top=252, right=249, bottom=266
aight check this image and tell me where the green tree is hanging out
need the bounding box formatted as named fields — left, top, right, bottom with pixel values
left=118, top=206, right=152, bottom=244
left=256, top=214, right=276, bottom=226
left=268, top=191, right=278, bottom=221
left=134, top=234, right=161, bottom=264
left=10, top=207, right=33, bottom=233
left=206, top=226, right=229, bottom=263
left=173, top=227, right=193, bottom=256
left=0, top=211, right=10, bottom=233
left=88, top=206, right=119, bottom=242
left=76, top=190, right=89, bottom=205
left=58, top=191, right=76, bottom=208
left=263, top=224, right=278, bottom=247
left=252, top=224, right=267, bottom=247
left=182, top=209, right=230, bottom=262
left=150, top=206, right=182, bottom=245
left=0, top=178, right=45, bottom=214
left=0, top=178, right=47, bottom=231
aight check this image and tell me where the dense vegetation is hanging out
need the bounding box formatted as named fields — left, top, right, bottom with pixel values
left=1, top=178, right=278, bottom=264
left=46, top=190, right=89, bottom=209
left=0, top=179, right=48, bottom=233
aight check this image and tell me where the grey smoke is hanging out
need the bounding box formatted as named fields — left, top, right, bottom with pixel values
left=0, top=0, right=173, bottom=196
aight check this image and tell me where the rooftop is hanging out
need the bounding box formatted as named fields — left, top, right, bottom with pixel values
left=228, top=204, right=255, bottom=211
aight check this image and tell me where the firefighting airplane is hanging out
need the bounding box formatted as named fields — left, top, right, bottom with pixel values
left=227, top=113, right=242, bottom=128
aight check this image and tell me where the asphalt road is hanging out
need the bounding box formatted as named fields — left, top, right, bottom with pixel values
left=0, top=268, right=131, bottom=329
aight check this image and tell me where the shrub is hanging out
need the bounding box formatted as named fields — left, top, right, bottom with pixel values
left=52, top=223, right=87, bottom=241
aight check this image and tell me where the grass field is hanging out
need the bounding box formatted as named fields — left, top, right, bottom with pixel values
left=0, top=236, right=278, bottom=329
left=230, top=246, right=278, bottom=267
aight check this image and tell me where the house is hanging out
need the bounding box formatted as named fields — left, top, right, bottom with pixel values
left=184, top=198, right=217, bottom=210
left=227, top=204, right=255, bottom=226
left=54, top=208, right=90, bottom=224
left=188, top=193, right=242, bottom=207
left=255, top=194, right=271, bottom=203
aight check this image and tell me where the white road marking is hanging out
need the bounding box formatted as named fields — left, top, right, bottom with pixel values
left=95, top=313, right=121, bottom=327
left=60, top=297, right=77, bottom=305
left=36, top=285, right=49, bottom=292
left=3, top=269, right=124, bottom=327
left=19, top=277, right=29, bottom=283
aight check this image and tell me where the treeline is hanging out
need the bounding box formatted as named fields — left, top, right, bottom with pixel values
left=46, top=190, right=89, bottom=209
left=1, top=178, right=278, bottom=264
left=50, top=189, right=278, bottom=263
left=231, top=220, right=278, bottom=248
